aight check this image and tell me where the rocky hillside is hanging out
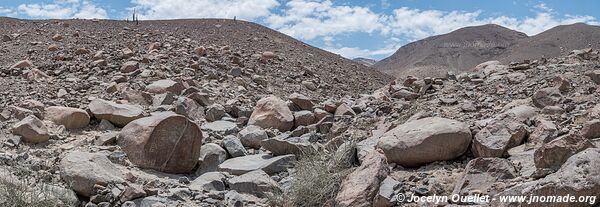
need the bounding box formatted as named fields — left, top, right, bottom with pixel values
left=499, top=23, right=600, bottom=62
left=1, top=17, right=600, bottom=207
left=0, top=18, right=392, bottom=109
left=374, top=23, right=600, bottom=78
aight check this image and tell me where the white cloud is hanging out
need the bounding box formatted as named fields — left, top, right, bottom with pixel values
left=384, top=6, right=598, bottom=40
left=16, top=0, right=108, bottom=19
left=383, top=8, right=486, bottom=40
left=0, top=6, right=12, bottom=14
left=18, top=3, right=74, bottom=19
left=72, top=1, right=108, bottom=19
left=265, top=0, right=383, bottom=40
left=325, top=44, right=401, bottom=59
left=491, top=12, right=597, bottom=35
left=130, top=0, right=279, bottom=20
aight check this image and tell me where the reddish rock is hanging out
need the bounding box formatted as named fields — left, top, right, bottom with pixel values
left=12, top=115, right=49, bottom=143
left=11, top=60, right=33, bottom=69
left=117, top=113, right=203, bottom=173
left=248, top=96, right=294, bottom=132
left=145, top=79, right=184, bottom=95
left=45, top=106, right=90, bottom=129
left=335, top=150, right=388, bottom=207
left=289, top=93, right=314, bottom=111
left=534, top=133, right=594, bottom=170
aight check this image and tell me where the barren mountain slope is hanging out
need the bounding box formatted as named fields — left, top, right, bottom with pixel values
left=374, top=23, right=600, bottom=78
left=500, top=23, right=600, bottom=62
left=373, top=24, right=526, bottom=77
left=0, top=18, right=392, bottom=108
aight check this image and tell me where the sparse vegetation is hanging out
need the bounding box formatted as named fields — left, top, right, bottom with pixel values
left=269, top=141, right=357, bottom=207
left=0, top=177, right=63, bottom=207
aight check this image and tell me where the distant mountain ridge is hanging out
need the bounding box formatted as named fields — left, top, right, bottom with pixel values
left=374, top=23, right=600, bottom=78
left=353, top=57, right=377, bottom=67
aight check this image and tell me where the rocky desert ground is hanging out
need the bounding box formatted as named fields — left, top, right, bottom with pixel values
left=1, top=17, right=600, bottom=207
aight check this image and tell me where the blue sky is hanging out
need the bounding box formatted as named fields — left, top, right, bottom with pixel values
left=1, top=0, right=598, bottom=60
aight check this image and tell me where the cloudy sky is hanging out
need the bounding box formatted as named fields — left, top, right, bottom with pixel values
left=1, top=0, right=599, bottom=60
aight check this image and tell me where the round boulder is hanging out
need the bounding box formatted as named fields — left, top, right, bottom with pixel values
left=45, top=106, right=90, bottom=129
left=248, top=96, right=294, bottom=132
left=117, top=113, right=203, bottom=173
left=377, top=117, right=472, bottom=167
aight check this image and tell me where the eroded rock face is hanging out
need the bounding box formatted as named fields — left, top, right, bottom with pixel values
left=493, top=148, right=600, bottom=207
left=532, top=87, right=562, bottom=108
left=88, top=99, right=144, bottom=127
left=377, top=117, right=472, bottom=167
left=45, top=106, right=90, bottom=129
left=60, top=151, right=124, bottom=197
left=335, top=150, right=388, bottom=207
left=581, top=119, right=600, bottom=139
left=452, top=158, right=518, bottom=200
left=472, top=114, right=528, bottom=157
left=534, top=133, right=593, bottom=170
left=248, top=96, right=294, bottom=132
left=117, top=113, right=203, bottom=173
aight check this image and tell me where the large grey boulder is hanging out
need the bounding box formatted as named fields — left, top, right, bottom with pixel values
left=377, top=117, right=472, bottom=167
left=88, top=99, right=143, bottom=127
left=60, top=151, right=124, bottom=197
